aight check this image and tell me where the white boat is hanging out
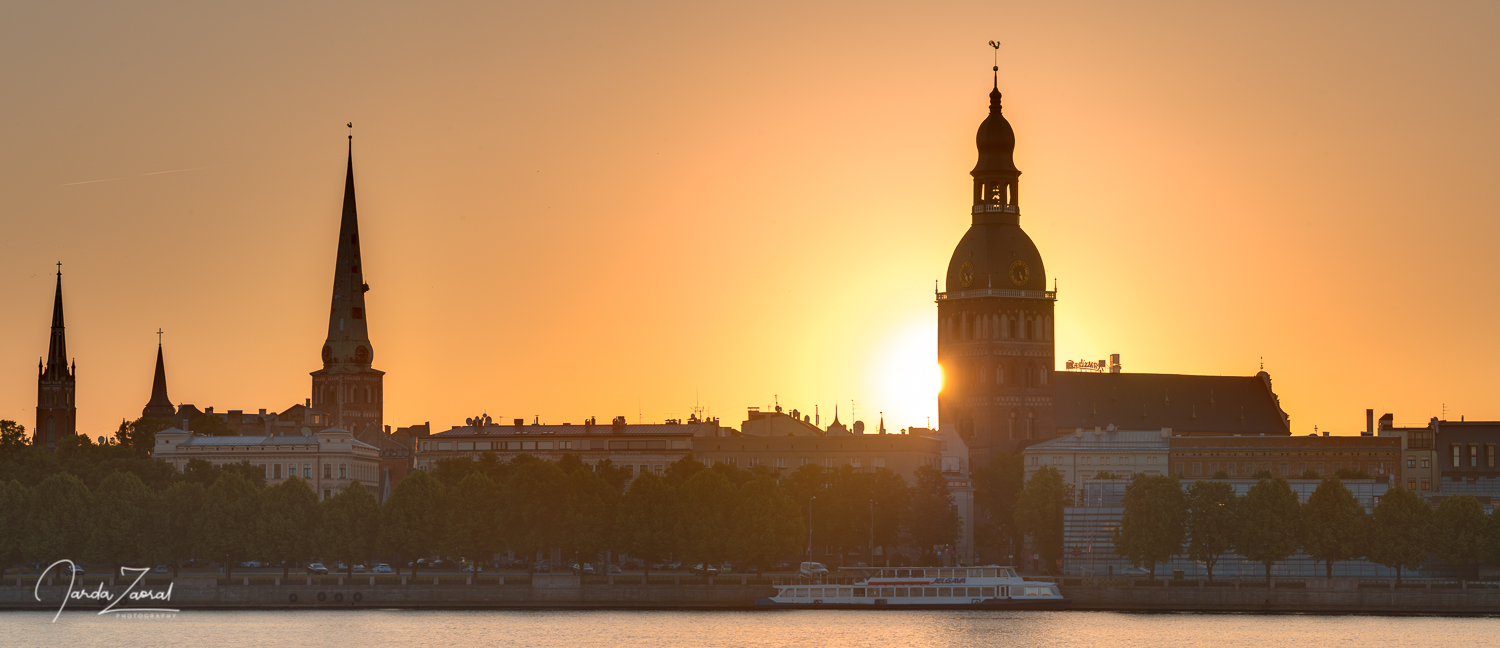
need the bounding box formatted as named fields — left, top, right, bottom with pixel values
left=755, top=565, right=1070, bottom=610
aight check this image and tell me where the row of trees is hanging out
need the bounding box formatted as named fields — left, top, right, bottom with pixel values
left=1110, top=472, right=1500, bottom=583
left=0, top=421, right=964, bottom=578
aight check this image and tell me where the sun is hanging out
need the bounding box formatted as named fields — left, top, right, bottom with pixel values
left=875, top=321, right=942, bottom=431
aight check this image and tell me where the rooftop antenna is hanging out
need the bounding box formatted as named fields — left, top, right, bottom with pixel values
left=1260, top=356, right=1264, bottom=371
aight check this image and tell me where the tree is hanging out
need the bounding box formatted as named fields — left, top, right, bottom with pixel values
left=189, top=414, right=235, bottom=437
left=113, top=417, right=172, bottom=458
left=1018, top=466, right=1069, bottom=573
left=0, top=421, right=27, bottom=460
left=1184, top=480, right=1236, bottom=581
left=1433, top=494, right=1487, bottom=580
left=677, top=468, right=737, bottom=569
left=972, top=452, right=1025, bottom=564
left=728, top=475, right=803, bottom=569
left=1300, top=476, right=1365, bottom=579
left=260, top=476, right=320, bottom=579
left=1368, top=485, right=1431, bottom=585
left=381, top=470, right=448, bottom=576
left=158, top=481, right=206, bottom=576
left=319, top=481, right=380, bottom=577
left=662, top=457, right=706, bottom=489
left=198, top=471, right=261, bottom=579
left=909, top=466, right=962, bottom=564
left=182, top=458, right=221, bottom=487
left=1236, top=477, right=1301, bottom=585
left=0, top=481, right=30, bottom=570
left=560, top=467, right=616, bottom=569
left=85, top=471, right=156, bottom=573
left=593, top=459, right=631, bottom=495
left=504, top=459, right=569, bottom=570
left=25, top=472, right=91, bottom=567
left=1112, top=474, right=1186, bottom=580
left=616, top=471, right=677, bottom=577
left=448, top=471, right=501, bottom=576
left=1334, top=468, right=1371, bottom=480
left=868, top=469, right=912, bottom=564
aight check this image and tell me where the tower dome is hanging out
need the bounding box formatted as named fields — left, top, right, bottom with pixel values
left=972, top=87, right=1018, bottom=176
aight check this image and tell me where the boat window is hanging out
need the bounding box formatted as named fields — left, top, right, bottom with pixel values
left=840, top=588, right=852, bottom=597
left=983, top=568, right=997, bottom=578
left=894, top=588, right=908, bottom=597
left=853, top=588, right=866, bottom=597
left=924, top=587, right=938, bottom=597
left=909, top=588, right=922, bottom=597
left=796, top=588, right=808, bottom=597
left=999, top=586, right=1008, bottom=597
left=967, top=588, right=982, bottom=597
left=982, top=587, right=996, bottom=597
left=969, top=569, right=983, bottom=578
left=810, top=588, right=822, bottom=597
left=938, top=587, right=952, bottom=597
left=880, top=588, right=895, bottom=597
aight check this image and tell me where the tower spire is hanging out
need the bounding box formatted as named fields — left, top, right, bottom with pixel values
left=46, top=265, right=67, bottom=378
left=143, top=330, right=175, bottom=420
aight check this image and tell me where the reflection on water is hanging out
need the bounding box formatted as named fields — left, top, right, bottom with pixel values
left=3, top=609, right=1493, bottom=648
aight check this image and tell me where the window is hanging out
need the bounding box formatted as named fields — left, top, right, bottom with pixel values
left=1470, top=445, right=1479, bottom=467
left=421, top=441, right=430, bottom=451
left=438, top=442, right=453, bottom=451
left=475, top=441, right=491, bottom=450
left=1175, top=463, right=1184, bottom=476
left=1315, top=462, right=1325, bottom=475
left=274, top=464, right=282, bottom=479
left=323, top=464, right=331, bottom=479
left=259, top=464, right=267, bottom=478
left=522, top=441, right=536, bottom=450
left=560, top=441, right=572, bottom=450
left=1452, top=445, right=1461, bottom=467
left=458, top=441, right=474, bottom=450
left=1407, top=457, right=1415, bottom=469
left=1408, top=479, right=1416, bottom=490
left=653, top=464, right=663, bottom=475
left=323, top=489, right=330, bottom=500
left=539, top=441, right=553, bottom=450
left=507, top=441, right=522, bottom=450
left=1421, top=480, right=1430, bottom=491
left=339, top=464, right=347, bottom=479
left=1489, top=445, right=1496, bottom=468
left=775, top=458, right=787, bottom=468
left=303, top=464, right=311, bottom=478
left=1420, top=458, right=1430, bottom=469
left=1191, top=463, right=1201, bottom=477
left=1226, top=463, right=1236, bottom=477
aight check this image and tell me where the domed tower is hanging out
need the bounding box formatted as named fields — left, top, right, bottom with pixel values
left=936, top=71, right=1056, bottom=462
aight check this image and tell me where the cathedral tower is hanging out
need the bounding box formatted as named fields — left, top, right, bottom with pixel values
left=35, top=267, right=76, bottom=449
left=936, top=71, right=1056, bottom=462
left=310, top=137, right=384, bottom=434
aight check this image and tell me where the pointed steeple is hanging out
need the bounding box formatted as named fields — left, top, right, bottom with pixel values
left=321, top=135, right=375, bottom=368
left=143, top=333, right=175, bottom=419
left=44, top=265, right=69, bottom=381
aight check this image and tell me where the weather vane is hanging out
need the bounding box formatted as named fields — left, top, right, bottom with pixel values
left=988, top=40, right=1001, bottom=86
left=347, top=122, right=353, bottom=140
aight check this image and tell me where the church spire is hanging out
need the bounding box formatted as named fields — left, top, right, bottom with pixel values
left=44, top=265, right=68, bottom=381
left=321, top=131, right=375, bottom=368
left=143, top=331, right=175, bottom=419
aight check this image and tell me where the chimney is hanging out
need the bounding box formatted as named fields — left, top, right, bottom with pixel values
left=259, top=408, right=267, bottom=416
left=1110, top=354, right=1122, bottom=374
left=1364, top=409, right=1374, bottom=436
left=514, top=418, right=524, bottom=427
left=384, top=425, right=391, bottom=434
left=305, top=398, right=311, bottom=407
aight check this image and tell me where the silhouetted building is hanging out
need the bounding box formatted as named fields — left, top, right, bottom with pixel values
left=310, top=139, right=385, bottom=436
left=34, top=268, right=76, bottom=449
left=1167, top=435, right=1399, bottom=481
left=173, top=402, right=330, bottom=436
left=142, top=341, right=176, bottom=420
left=1053, top=369, right=1291, bottom=437
left=936, top=72, right=1056, bottom=463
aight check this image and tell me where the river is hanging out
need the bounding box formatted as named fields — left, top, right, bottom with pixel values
left=2, top=609, right=1491, bottom=647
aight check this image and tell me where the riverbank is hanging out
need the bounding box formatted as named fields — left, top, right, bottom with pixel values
left=5, top=574, right=1498, bottom=615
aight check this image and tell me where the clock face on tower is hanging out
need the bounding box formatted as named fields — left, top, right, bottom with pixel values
left=959, top=261, right=975, bottom=288
left=1008, top=260, right=1029, bottom=287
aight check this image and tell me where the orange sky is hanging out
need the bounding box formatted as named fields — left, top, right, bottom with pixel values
left=2, top=1, right=1497, bottom=440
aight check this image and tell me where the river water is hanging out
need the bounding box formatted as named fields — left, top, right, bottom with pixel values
left=2, top=609, right=1490, bottom=647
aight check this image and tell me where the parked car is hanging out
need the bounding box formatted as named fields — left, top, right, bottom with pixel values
left=799, top=562, right=829, bottom=578
left=353, top=564, right=366, bottom=573
left=153, top=565, right=170, bottom=574
left=307, top=563, right=329, bottom=575
left=606, top=564, right=623, bottom=574
left=621, top=561, right=640, bottom=571
left=64, top=565, right=86, bottom=576
left=1120, top=567, right=1150, bottom=576
left=581, top=564, right=596, bottom=575
left=373, top=564, right=393, bottom=574
left=691, top=564, right=719, bottom=576
left=769, top=562, right=793, bottom=572
left=534, top=563, right=551, bottom=573
left=650, top=562, right=665, bottom=571
left=666, top=561, right=683, bottom=571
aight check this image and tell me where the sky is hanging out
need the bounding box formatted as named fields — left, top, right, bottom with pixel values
left=1, top=1, right=1497, bottom=440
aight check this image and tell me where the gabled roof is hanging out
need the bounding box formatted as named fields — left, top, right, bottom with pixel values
left=1054, top=371, right=1291, bottom=436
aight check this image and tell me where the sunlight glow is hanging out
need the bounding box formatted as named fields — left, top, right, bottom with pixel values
left=875, top=321, right=942, bottom=431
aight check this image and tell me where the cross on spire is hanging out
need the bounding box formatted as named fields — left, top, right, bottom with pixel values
left=157, top=328, right=163, bottom=346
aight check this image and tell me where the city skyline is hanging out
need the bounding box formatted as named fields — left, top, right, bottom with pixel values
left=2, top=2, right=1498, bottom=439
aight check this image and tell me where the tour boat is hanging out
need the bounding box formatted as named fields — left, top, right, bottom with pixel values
left=755, top=566, right=1070, bottom=610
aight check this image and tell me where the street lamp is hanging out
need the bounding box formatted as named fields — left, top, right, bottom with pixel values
left=807, top=496, right=816, bottom=567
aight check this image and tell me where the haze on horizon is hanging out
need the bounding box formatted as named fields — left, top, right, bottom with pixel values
left=1, top=1, right=1496, bottom=440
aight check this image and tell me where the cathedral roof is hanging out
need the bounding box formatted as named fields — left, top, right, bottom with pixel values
left=1053, top=371, right=1292, bottom=436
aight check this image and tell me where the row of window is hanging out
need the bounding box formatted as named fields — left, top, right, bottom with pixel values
left=261, top=462, right=351, bottom=481
left=944, top=312, right=1053, bottom=343
left=1450, top=444, right=1497, bottom=468
left=1030, top=455, right=1158, bottom=466
left=422, top=439, right=691, bottom=452
left=1177, top=461, right=1391, bottom=478
left=1407, top=479, right=1432, bottom=491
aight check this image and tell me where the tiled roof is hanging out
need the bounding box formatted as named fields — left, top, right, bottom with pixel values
left=1054, top=371, right=1291, bottom=436
left=431, top=423, right=713, bottom=438
left=1026, top=429, right=1170, bottom=451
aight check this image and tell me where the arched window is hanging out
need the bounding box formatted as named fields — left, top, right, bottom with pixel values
left=1026, top=411, right=1035, bottom=439
left=1024, top=317, right=1033, bottom=340
left=995, top=364, right=1004, bottom=385
left=1026, top=362, right=1036, bottom=388
left=1005, top=317, right=1014, bottom=339
left=992, top=314, right=1000, bottom=339
left=1045, top=315, right=1053, bottom=341
left=47, top=418, right=55, bottom=443
left=1008, top=411, right=1017, bottom=440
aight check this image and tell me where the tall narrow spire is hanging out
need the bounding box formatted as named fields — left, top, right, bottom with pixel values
left=321, top=133, right=374, bottom=368
left=44, top=266, right=68, bottom=380
left=143, top=332, right=175, bottom=419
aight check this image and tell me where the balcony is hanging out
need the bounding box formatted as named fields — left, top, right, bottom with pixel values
left=936, top=288, right=1057, bottom=301
left=971, top=203, right=1018, bottom=214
